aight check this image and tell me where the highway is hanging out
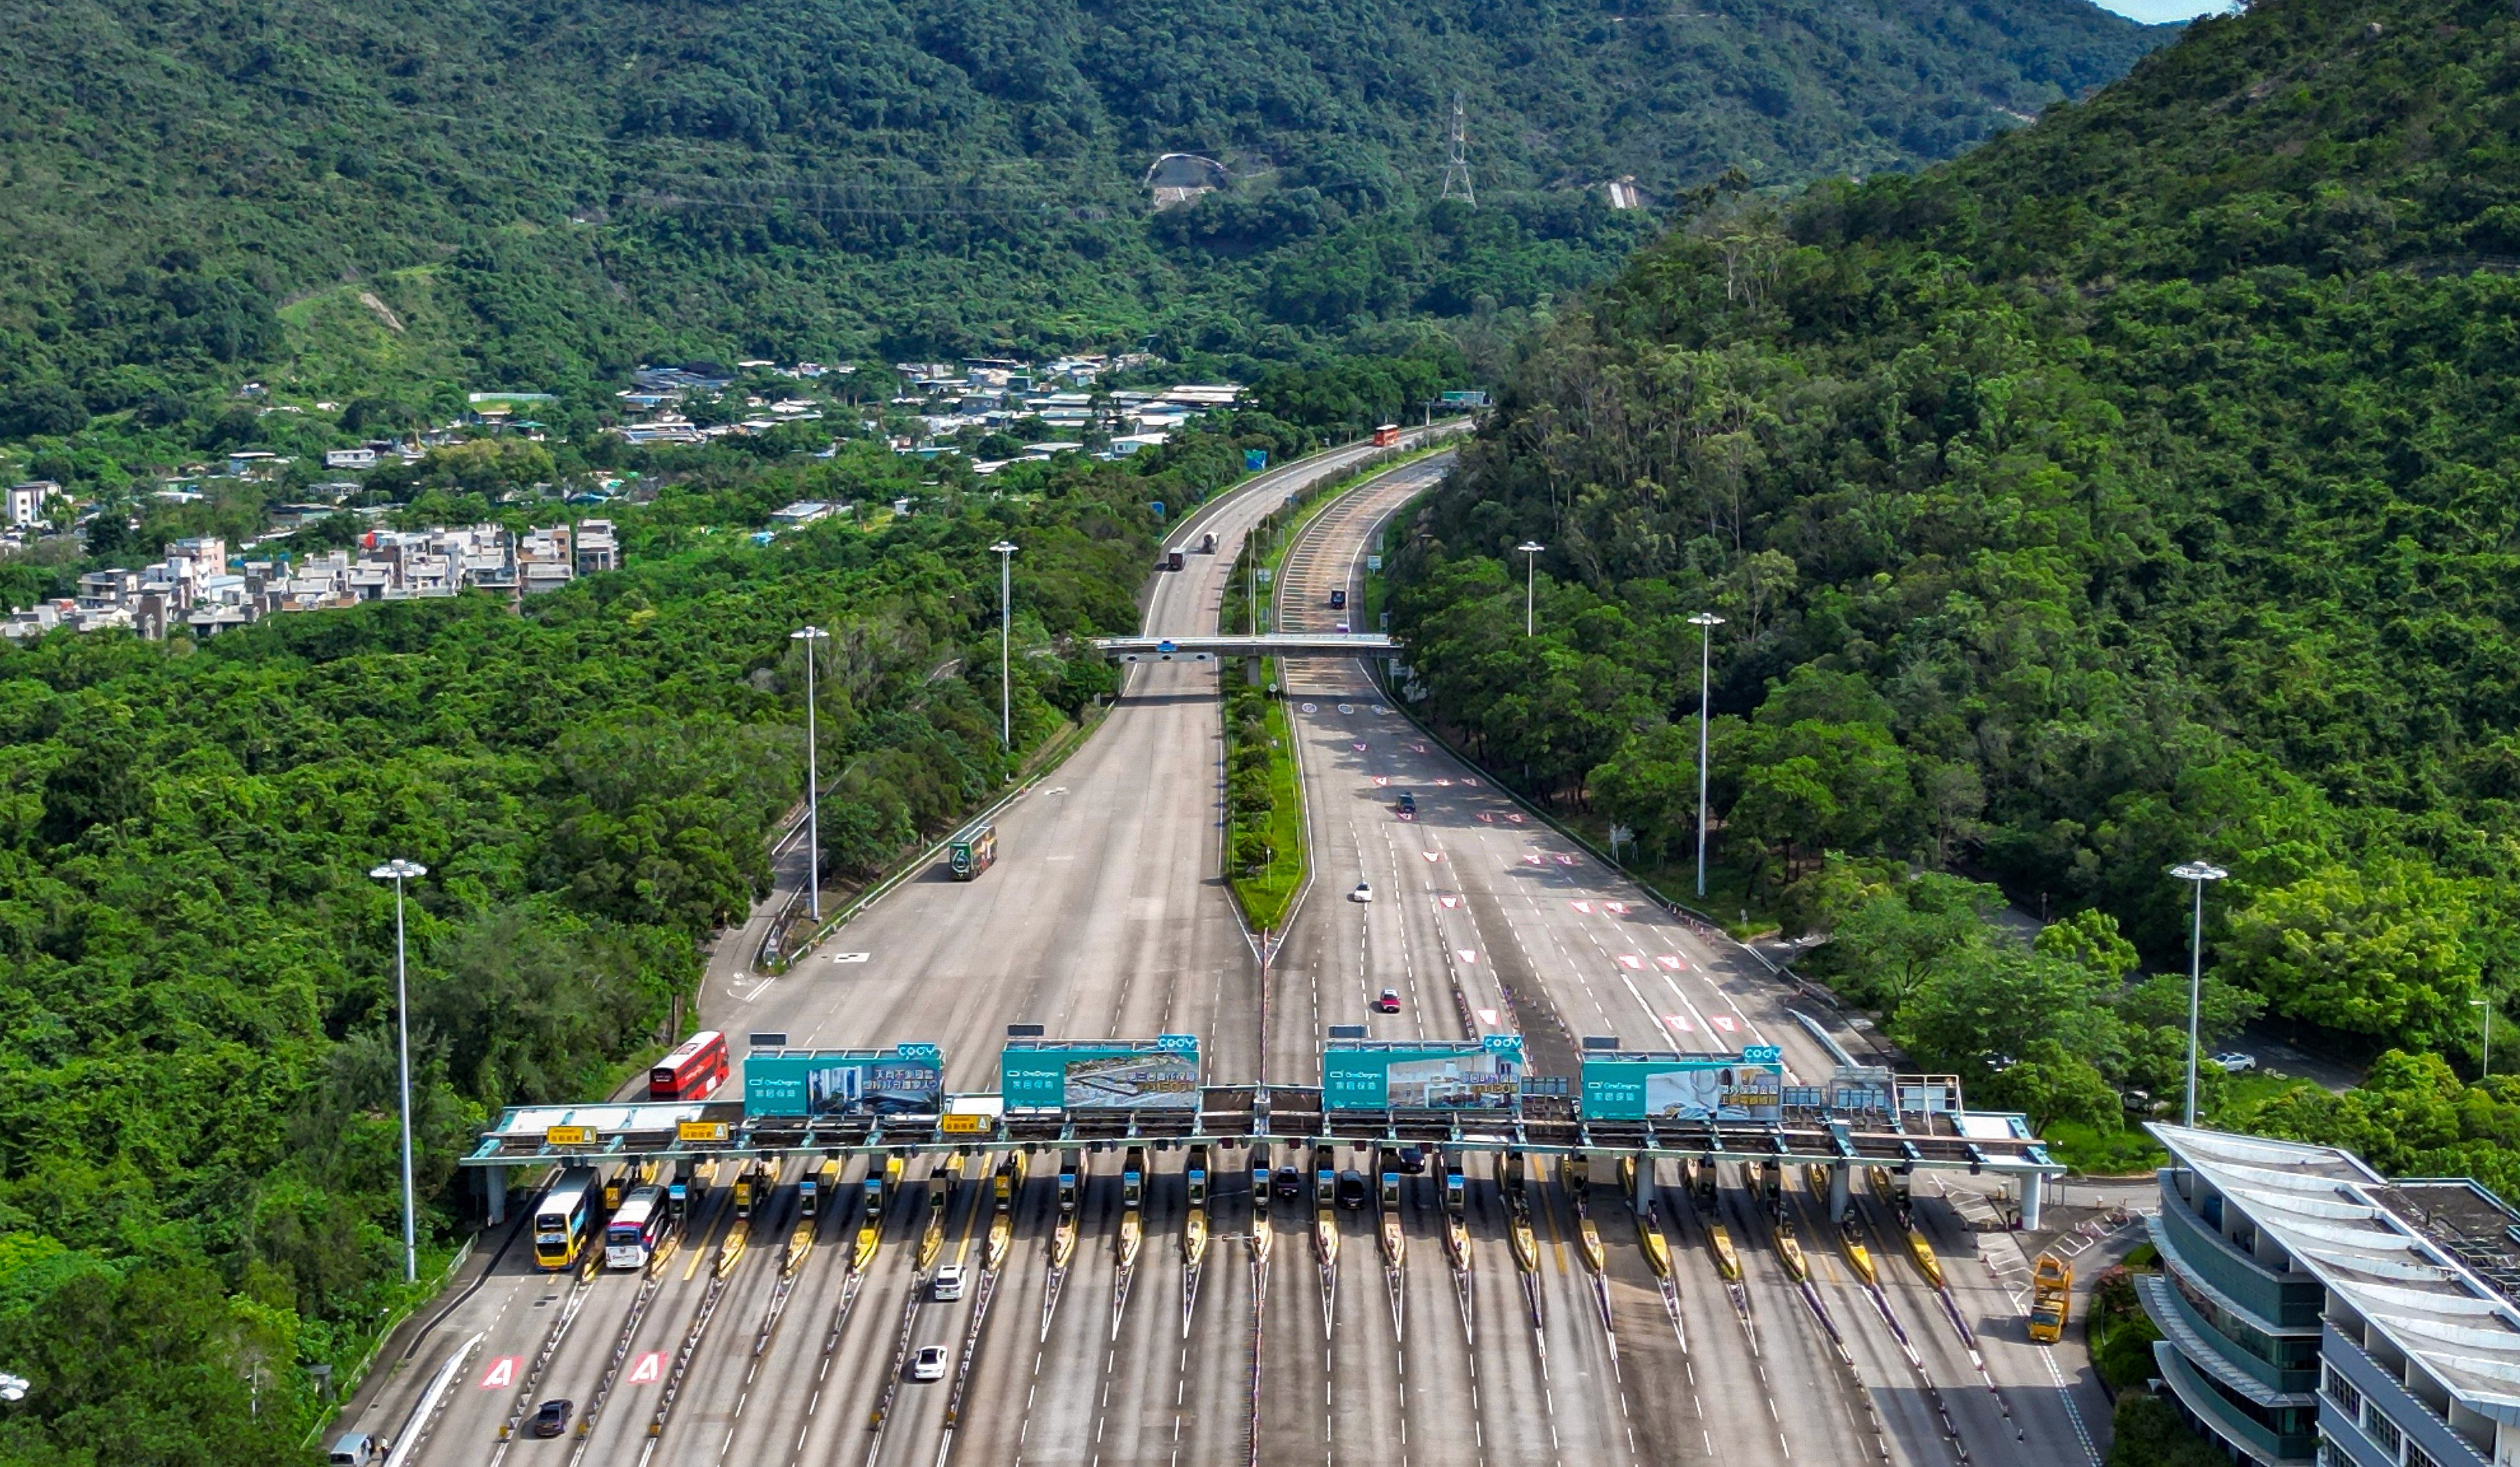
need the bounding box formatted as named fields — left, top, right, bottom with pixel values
left=1264, top=453, right=2108, bottom=1467
left=339, top=428, right=2114, bottom=1467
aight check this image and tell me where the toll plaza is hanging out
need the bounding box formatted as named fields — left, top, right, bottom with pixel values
left=462, top=1037, right=2066, bottom=1227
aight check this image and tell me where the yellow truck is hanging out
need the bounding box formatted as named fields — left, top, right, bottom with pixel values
left=2028, top=1254, right=2073, bottom=1343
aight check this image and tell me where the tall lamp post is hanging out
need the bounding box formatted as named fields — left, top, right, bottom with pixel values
left=790, top=626, right=829, bottom=921
left=1516, top=541, right=1545, bottom=637
left=1688, top=612, right=1724, bottom=898
left=2475, top=998, right=2493, bottom=1081
left=2169, top=860, right=2228, bottom=1127
left=991, top=541, right=1019, bottom=749
left=368, top=858, right=427, bottom=1284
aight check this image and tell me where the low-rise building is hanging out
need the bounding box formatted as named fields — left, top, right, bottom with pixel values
left=2140, top=1123, right=2520, bottom=1466
left=6, top=480, right=54, bottom=528
left=770, top=502, right=834, bottom=528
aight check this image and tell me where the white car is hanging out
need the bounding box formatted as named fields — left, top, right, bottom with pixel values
left=2213, top=1052, right=2259, bottom=1074
left=910, top=1345, right=948, bottom=1382
left=932, top=1265, right=966, bottom=1302
left=1351, top=881, right=1373, bottom=903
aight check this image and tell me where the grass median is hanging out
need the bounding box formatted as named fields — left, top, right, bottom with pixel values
left=1225, top=665, right=1307, bottom=933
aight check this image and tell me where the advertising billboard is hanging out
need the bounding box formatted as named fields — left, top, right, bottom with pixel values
left=1579, top=1045, right=1784, bottom=1121
left=1323, top=1035, right=1524, bottom=1111
left=1000, top=1035, right=1201, bottom=1110
left=744, top=1044, right=944, bottom=1119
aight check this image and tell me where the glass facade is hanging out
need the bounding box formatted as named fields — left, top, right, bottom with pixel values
left=2173, top=1265, right=2320, bottom=1376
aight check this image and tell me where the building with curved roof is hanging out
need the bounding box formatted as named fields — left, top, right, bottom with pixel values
left=2142, top=1123, right=2520, bottom=1466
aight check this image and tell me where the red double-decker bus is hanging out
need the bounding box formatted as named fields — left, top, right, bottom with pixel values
left=651, top=1030, right=729, bottom=1101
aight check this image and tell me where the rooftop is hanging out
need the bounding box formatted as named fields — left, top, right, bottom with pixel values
left=2152, top=1123, right=2520, bottom=1423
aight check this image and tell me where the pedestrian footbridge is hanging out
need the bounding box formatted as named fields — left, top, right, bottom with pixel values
left=1092, top=633, right=1396, bottom=661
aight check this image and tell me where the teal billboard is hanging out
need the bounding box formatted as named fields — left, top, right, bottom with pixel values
left=745, top=1044, right=943, bottom=1118
left=1579, top=1045, right=1784, bottom=1121
left=1323, top=1035, right=1522, bottom=1111
left=1000, top=1035, right=1200, bottom=1110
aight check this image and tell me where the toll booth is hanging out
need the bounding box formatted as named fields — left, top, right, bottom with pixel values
left=1186, top=1146, right=1210, bottom=1209
left=668, top=1164, right=691, bottom=1223
left=1757, top=1158, right=1782, bottom=1210
left=1122, top=1147, right=1146, bottom=1210
left=1313, top=1142, right=1338, bottom=1208
left=860, top=1169, right=884, bottom=1223
left=1505, top=1151, right=1527, bottom=1193
left=1692, top=1155, right=1718, bottom=1208
left=733, top=1162, right=759, bottom=1219
left=801, top=1157, right=840, bottom=1216
left=1443, top=1156, right=1466, bottom=1219
left=603, top=1164, right=631, bottom=1212
left=1058, top=1149, right=1083, bottom=1214
left=996, top=1153, right=1024, bottom=1211
left=1379, top=1149, right=1403, bottom=1212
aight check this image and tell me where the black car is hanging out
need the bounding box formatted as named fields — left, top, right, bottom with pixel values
left=1336, top=1170, right=1368, bottom=1210
left=1395, top=792, right=1416, bottom=814
left=531, top=1399, right=574, bottom=1438
left=1274, top=1165, right=1304, bottom=1201
left=1397, top=1146, right=1427, bottom=1175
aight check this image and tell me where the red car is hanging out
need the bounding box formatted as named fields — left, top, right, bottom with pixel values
left=1371, top=989, right=1402, bottom=1014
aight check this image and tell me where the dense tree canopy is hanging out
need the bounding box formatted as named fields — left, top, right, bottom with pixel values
left=0, top=414, right=1280, bottom=1458
left=0, top=0, right=2167, bottom=436
left=1390, top=0, right=2520, bottom=1059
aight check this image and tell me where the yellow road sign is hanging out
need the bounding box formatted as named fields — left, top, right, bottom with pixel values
left=938, top=1113, right=990, bottom=1136
left=545, top=1125, right=597, bottom=1146
left=677, top=1120, right=729, bottom=1142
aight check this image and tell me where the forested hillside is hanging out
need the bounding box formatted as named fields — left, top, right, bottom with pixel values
left=1389, top=0, right=2520, bottom=1174
left=0, top=0, right=2167, bottom=423
left=0, top=414, right=1319, bottom=1460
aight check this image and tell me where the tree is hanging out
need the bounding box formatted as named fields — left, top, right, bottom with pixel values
left=1893, top=944, right=2125, bottom=1077
left=1979, top=1038, right=2121, bottom=1134
left=2036, top=908, right=2139, bottom=981
left=1588, top=724, right=1695, bottom=859
left=2221, top=862, right=2482, bottom=1046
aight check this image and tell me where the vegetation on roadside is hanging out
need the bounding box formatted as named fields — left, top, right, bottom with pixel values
left=1225, top=674, right=1307, bottom=933
left=0, top=413, right=1291, bottom=1459
left=1387, top=0, right=2520, bottom=1180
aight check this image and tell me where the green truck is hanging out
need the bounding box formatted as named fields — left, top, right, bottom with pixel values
left=948, top=824, right=997, bottom=880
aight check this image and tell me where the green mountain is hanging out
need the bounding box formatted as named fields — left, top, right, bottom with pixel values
left=1391, top=0, right=2520, bottom=1131
left=0, top=0, right=2167, bottom=421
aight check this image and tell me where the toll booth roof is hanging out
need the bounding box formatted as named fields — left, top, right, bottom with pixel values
left=1324, top=1038, right=1501, bottom=1053
left=1001, top=1037, right=1179, bottom=1053
left=486, top=1101, right=725, bottom=1136
left=1954, top=1111, right=2034, bottom=1140
left=747, top=1046, right=898, bottom=1059
left=1587, top=1048, right=1775, bottom=1064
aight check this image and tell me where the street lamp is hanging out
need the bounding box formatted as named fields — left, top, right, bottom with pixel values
left=990, top=541, right=1019, bottom=749
left=1516, top=542, right=1545, bottom=637
left=2474, top=998, right=2493, bottom=1081
left=2169, top=860, right=2228, bottom=1127
left=1688, top=613, right=1724, bottom=899
left=790, top=627, right=830, bottom=921
left=368, top=858, right=427, bottom=1284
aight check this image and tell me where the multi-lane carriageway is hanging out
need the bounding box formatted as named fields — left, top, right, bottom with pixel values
left=355, top=430, right=2110, bottom=1467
